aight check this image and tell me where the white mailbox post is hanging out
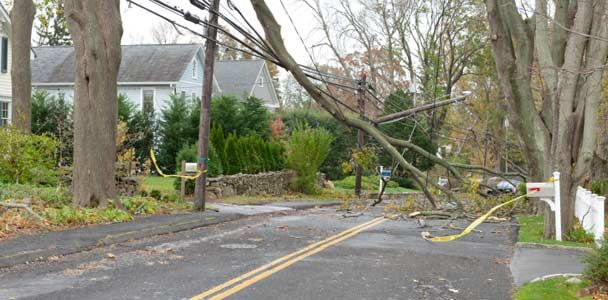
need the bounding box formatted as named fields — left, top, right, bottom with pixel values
left=526, top=172, right=562, bottom=241
left=378, top=166, right=392, bottom=193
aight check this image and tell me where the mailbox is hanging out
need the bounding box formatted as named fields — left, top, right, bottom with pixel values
left=185, top=163, right=199, bottom=174
left=526, top=182, right=555, bottom=198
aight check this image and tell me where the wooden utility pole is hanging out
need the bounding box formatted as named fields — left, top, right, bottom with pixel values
left=194, top=0, right=221, bottom=211
left=354, top=73, right=366, bottom=197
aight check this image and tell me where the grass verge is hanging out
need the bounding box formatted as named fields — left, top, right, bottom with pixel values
left=142, top=176, right=175, bottom=194
left=515, top=277, right=591, bottom=300
left=517, top=215, right=595, bottom=248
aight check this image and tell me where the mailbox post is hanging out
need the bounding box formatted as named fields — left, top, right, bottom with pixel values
left=526, top=172, right=562, bottom=241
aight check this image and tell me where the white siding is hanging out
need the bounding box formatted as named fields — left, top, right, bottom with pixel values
left=33, top=85, right=178, bottom=113
left=0, top=23, right=12, bottom=99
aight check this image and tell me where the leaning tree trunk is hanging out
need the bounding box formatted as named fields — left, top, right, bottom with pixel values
left=65, top=0, right=123, bottom=207
left=9, top=0, right=35, bottom=133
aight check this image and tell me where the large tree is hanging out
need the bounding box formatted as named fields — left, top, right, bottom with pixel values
left=485, top=0, right=608, bottom=236
left=65, top=0, right=123, bottom=207
left=10, top=0, right=35, bottom=133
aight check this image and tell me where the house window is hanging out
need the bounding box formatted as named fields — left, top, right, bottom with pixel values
left=1, top=37, right=8, bottom=74
left=192, top=61, right=198, bottom=79
left=0, top=101, right=10, bottom=126
left=258, top=76, right=264, bottom=87
left=142, top=89, right=154, bottom=113
left=192, top=92, right=197, bottom=100
left=58, top=91, right=65, bottom=100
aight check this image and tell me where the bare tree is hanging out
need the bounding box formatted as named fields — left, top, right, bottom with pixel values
left=485, top=0, right=608, bottom=236
left=150, top=21, right=180, bottom=44
left=9, top=0, right=35, bottom=133
left=65, top=0, right=123, bottom=207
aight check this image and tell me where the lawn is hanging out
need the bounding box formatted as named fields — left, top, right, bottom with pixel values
left=142, top=176, right=175, bottom=194
left=515, top=277, right=591, bottom=300
left=517, top=215, right=595, bottom=248
left=333, top=175, right=420, bottom=194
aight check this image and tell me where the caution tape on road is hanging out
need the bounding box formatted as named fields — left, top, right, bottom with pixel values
left=149, top=148, right=205, bottom=180
left=423, top=192, right=536, bottom=242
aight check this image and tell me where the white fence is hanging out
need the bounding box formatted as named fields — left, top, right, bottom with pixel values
left=575, top=186, right=606, bottom=246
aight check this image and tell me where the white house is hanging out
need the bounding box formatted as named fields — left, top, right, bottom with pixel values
left=0, top=3, right=11, bottom=126
left=31, top=44, right=279, bottom=112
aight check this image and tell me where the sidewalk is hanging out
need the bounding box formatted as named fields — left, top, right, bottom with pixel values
left=510, top=243, right=589, bottom=286
left=0, top=200, right=341, bottom=269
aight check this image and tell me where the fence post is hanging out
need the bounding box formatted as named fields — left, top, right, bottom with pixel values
left=553, top=171, right=562, bottom=241
left=596, top=195, right=606, bottom=246
left=180, top=160, right=186, bottom=198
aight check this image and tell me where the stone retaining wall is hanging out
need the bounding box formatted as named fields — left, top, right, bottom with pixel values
left=206, top=170, right=296, bottom=199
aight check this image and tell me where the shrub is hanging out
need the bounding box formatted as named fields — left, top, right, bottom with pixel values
left=0, top=183, right=71, bottom=208
left=590, top=179, right=608, bottom=197
left=31, top=90, right=73, bottom=166
left=281, top=110, right=356, bottom=180
left=0, top=127, right=59, bottom=185
left=118, top=94, right=157, bottom=162
left=287, top=125, right=334, bottom=193
left=391, top=176, right=417, bottom=189
left=123, top=196, right=159, bottom=215
left=45, top=206, right=132, bottom=225
left=211, top=95, right=271, bottom=138
left=583, top=242, right=608, bottom=285
left=158, top=94, right=195, bottom=172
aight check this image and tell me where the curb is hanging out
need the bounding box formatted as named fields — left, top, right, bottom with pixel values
left=529, top=273, right=582, bottom=284
left=0, top=200, right=341, bottom=269
left=515, top=242, right=593, bottom=253
left=0, top=214, right=243, bottom=269
left=267, top=201, right=342, bottom=210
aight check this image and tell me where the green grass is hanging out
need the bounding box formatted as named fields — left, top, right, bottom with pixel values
left=333, top=175, right=419, bottom=193
left=515, top=277, right=591, bottom=300
left=142, top=176, right=175, bottom=194
left=518, top=215, right=595, bottom=248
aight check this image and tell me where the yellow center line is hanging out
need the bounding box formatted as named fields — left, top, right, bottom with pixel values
left=191, top=217, right=386, bottom=300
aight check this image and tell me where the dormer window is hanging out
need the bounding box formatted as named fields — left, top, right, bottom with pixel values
left=258, top=76, right=264, bottom=87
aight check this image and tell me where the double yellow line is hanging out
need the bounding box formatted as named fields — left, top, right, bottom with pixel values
left=191, top=217, right=387, bottom=300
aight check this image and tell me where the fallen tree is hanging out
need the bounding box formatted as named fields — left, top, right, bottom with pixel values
left=249, top=0, right=518, bottom=210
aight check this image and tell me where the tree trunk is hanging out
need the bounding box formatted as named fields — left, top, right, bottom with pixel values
left=9, top=0, right=35, bottom=133
left=194, top=0, right=221, bottom=211
left=65, top=0, right=123, bottom=207
left=485, top=0, right=608, bottom=238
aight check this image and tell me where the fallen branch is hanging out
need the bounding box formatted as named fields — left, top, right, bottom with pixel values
left=0, top=202, right=45, bottom=221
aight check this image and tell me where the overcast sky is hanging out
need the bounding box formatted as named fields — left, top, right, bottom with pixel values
left=121, top=0, right=323, bottom=65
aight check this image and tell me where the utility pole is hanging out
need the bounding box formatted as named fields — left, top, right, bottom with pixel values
left=194, top=0, right=220, bottom=211
left=354, top=73, right=366, bottom=198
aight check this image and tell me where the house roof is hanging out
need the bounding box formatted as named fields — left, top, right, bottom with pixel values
left=31, top=44, right=203, bottom=84
left=214, top=59, right=266, bottom=97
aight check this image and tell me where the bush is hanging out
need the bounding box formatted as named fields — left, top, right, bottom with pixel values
left=45, top=206, right=132, bottom=225
left=287, top=125, right=334, bottom=193
left=281, top=110, right=357, bottom=180
left=0, top=183, right=71, bottom=208
left=158, top=94, right=196, bottom=172
left=590, top=179, right=608, bottom=197
left=211, top=95, right=271, bottom=138
left=32, top=90, right=73, bottom=166
left=583, top=243, right=608, bottom=285
left=0, top=127, right=59, bottom=185
left=221, top=134, right=285, bottom=176
left=391, top=176, right=417, bottom=189
left=123, top=196, right=160, bottom=215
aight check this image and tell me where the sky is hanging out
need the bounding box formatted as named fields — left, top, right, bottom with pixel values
left=121, top=0, right=323, bottom=65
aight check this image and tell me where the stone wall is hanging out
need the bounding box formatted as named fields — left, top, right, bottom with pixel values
left=206, top=170, right=296, bottom=199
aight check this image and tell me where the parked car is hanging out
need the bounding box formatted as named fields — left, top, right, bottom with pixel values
left=496, top=180, right=522, bottom=194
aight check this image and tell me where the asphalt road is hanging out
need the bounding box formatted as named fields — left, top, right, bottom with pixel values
left=0, top=207, right=517, bottom=300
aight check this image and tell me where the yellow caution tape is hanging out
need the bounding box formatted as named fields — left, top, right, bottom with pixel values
left=423, top=192, right=536, bottom=242
left=149, top=148, right=205, bottom=180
